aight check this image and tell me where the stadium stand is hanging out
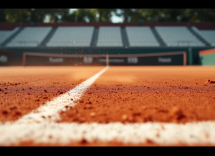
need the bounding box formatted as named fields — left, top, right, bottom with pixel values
left=0, top=23, right=214, bottom=49
left=1, top=22, right=215, bottom=66
left=155, top=26, right=205, bottom=47
left=191, top=26, right=215, bottom=46
left=6, top=27, right=52, bottom=47
left=0, top=27, right=19, bottom=45
left=46, top=27, right=94, bottom=47
left=96, top=26, right=123, bottom=47
left=125, top=26, right=160, bottom=47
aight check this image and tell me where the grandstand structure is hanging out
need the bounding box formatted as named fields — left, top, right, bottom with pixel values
left=6, top=27, right=52, bottom=47
left=155, top=26, right=204, bottom=47
left=0, top=22, right=215, bottom=66
left=0, top=23, right=214, bottom=48
left=126, top=26, right=160, bottom=47
left=47, top=27, right=94, bottom=47
left=97, top=26, right=123, bottom=47
left=191, top=26, right=215, bottom=46
left=0, top=27, right=19, bottom=45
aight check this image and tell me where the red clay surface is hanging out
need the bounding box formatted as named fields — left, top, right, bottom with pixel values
left=7, top=140, right=215, bottom=146
left=0, top=66, right=104, bottom=122
left=1, top=66, right=215, bottom=146
left=59, top=66, right=215, bottom=124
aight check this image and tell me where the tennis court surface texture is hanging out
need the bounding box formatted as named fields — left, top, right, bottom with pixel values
left=0, top=66, right=215, bottom=146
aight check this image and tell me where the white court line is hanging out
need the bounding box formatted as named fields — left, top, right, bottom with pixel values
left=1, top=121, right=215, bottom=145
left=1, top=66, right=215, bottom=145
left=13, top=66, right=109, bottom=124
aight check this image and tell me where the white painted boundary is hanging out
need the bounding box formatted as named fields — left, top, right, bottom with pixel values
left=1, top=121, right=215, bottom=145
left=0, top=66, right=215, bottom=145
left=14, top=66, right=109, bottom=124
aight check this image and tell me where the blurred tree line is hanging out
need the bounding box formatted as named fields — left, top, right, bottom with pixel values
left=0, top=9, right=215, bottom=23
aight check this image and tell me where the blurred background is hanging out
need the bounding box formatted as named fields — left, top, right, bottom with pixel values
left=0, top=9, right=215, bottom=66
left=1, top=9, right=215, bottom=23
left=0, top=8, right=215, bottom=23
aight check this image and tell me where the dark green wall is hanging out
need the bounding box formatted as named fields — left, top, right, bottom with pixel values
left=199, top=53, right=215, bottom=65
left=0, top=46, right=212, bottom=66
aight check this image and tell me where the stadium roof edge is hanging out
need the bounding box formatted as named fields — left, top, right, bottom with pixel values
left=1, top=22, right=215, bottom=30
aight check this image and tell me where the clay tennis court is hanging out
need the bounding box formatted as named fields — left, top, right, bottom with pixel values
left=0, top=66, right=215, bottom=146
